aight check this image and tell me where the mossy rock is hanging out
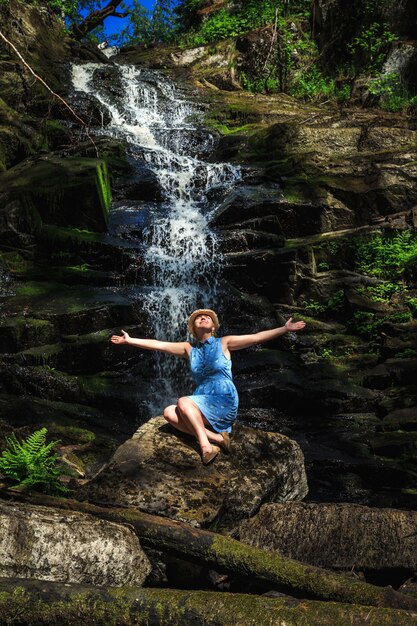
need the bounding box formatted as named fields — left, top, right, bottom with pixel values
left=0, top=316, right=57, bottom=353
left=0, top=155, right=112, bottom=233
left=370, top=431, right=417, bottom=458
left=42, top=120, right=72, bottom=151
left=380, top=408, right=417, bottom=433
left=4, top=281, right=140, bottom=335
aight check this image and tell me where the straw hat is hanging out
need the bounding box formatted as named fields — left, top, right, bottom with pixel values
left=188, top=309, right=220, bottom=336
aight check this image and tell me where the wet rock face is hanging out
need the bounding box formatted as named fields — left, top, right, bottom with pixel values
left=0, top=501, right=151, bottom=586
left=76, top=415, right=308, bottom=531
left=239, top=502, right=417, bottom=574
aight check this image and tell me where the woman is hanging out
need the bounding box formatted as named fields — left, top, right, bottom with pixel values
left=111, top=309, right=306, bottom=465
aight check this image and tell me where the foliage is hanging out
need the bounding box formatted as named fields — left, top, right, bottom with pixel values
left=406, top=298, right=417, bottom=316
left=350, top=310, right=412, bottom=339
left=289, top=67, right=336, bottom=101
left=178, top=2, right=275, bottom=47
left=319, top=347, right=334, bottom=361
left=317, top=261, right=329, bottom=272
left=355, top=231, right=417, bottom=281
left=357, top=282, right=402, bottom=303
left=395, top=348, right=417, bottom=358
left=116, top=0, right=175, bottom=46
left=327, top=289, right=345, bottom=313
left=368, top=73, right=417, bottom=112
left=348, top=22, right=398, bottom=75
left=0, top=428, right=68, bottom=494
left=174, top=0, right=204, bottom=32
left=368, top=72, right=401, bottom=98
left=10, top=0, right=80, bottom=17
left=303, top=289, right=345, bottom=316
left=303, top=299, right=326, bottom=315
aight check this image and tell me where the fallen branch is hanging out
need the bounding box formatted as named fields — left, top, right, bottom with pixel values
left=3, top=491, right=417, bottom=613
left=0, top=29, right=99, bottom=157
left=0, top=579, right=416, bottom=626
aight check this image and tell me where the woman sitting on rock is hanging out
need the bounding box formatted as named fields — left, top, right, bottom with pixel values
left=111, top=309, right=306, bottom=465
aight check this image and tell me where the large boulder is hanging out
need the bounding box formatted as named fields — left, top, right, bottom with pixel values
left=239, top=502, right=417, bottom=572
left=76, top=415, right=308, bottom=531
left=0, top=501, right=151, bottom=586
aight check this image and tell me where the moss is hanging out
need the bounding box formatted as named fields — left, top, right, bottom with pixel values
left=95, top=161, right=112, bottom=223
left=0, top=251, right=30, bottom=273
left=42, top=119, right=72, bottom=150
left=209, top=534, right=381, bottom=607
left=40, top=224, right=102, bottom=245
left=17, top=343, right=61, bottom=367
left=282, top=185, right=304, bottom=202
left=50, top=424, right=96, bottom=444
left=15, top=283, right=51, bottom=298
left=79, top=374, right=111, bottom=394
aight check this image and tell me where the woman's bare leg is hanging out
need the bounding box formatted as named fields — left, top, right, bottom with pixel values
left=163, top=405, right=193, bottom=435
left=163, top=404, right=224, bottom=447
left=176, top=397, right=223, bottom=454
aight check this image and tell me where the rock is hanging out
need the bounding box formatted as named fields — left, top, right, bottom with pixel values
left=384, top=358, right=417, bottom=386
left=239, top=502, right=417, bottom=572
left=399, top=578, right=417, bottom=599
left=76, top=415, right=308, bottom=530
left=0, top=155, right=112, bottom=236
left=124, top=166, right=163, bottom=202
left=70, top=92, right=112, bottom=127
left=369, top=429, right=417, bottom=458
left=363, top=364, right=392, bottom=389
left=345, top=288, right=392, bottom=314
left=0, top=0, right=72, bottom=115
left=209, top=187, right=305, bottom=233
left=381, top=407, right=417, bottom=431
left=2, top=282, right=142, bottom=335
left=0, top=501, right=151, bottom=586
left=170, top=47, right=208, bottom=67
left=382, top=41, right=417, bottom=96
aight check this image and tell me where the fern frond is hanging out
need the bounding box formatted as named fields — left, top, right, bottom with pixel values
left=0, top=427, right=67, bottom=495
left=24, top=428, right=48, bottom=454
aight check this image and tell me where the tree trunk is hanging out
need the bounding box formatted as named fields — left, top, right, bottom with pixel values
left=0, top=579, right=416, bottom=626
left=2, top=491, right=417, bottom=613
left=70, top=0, right=129, bottom=40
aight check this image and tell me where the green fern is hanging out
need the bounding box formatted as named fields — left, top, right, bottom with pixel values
left=0, top=428, right=68, bottom=494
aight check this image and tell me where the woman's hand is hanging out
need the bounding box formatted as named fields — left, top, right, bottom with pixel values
left=285, top=317, right=306, bottom=332
left=110, top=330, right=130, bottom=345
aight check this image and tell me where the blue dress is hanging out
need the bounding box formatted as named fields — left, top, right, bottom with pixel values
left=187, top=336, right=238, bottom=433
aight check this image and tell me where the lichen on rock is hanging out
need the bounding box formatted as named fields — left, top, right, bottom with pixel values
left=0, top=501, right=151, bottom=586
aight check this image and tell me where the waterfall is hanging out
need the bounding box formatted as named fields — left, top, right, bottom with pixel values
left=71, top=62, right=241, bottom=410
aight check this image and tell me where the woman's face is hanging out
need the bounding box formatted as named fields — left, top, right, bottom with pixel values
left=194, top=314, right=214, bottom=334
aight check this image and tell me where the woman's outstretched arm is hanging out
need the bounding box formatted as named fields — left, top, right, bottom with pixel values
left=110, top=330, right=190, bottom=358
left=224, top=318, right=306, bottom=352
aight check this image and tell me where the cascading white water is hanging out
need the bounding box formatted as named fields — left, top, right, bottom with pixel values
left=71, top=62, right=241, bottom=408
